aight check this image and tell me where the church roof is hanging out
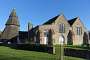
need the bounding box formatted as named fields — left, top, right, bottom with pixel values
left=43, top=14, right=78, bottom=26
left=6, top=9, right=20, bottom=26
left=68, top=17, right=78, bottom=26
left=43, top=15, right=59, bottom=25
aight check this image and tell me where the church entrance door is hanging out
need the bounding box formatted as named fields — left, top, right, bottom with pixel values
left=59, top=35, right=64, bottom=45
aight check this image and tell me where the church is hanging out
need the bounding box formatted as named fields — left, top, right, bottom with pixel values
left=0, top=9, right=89, bottom=45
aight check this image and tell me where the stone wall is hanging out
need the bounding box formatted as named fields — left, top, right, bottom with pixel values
left=72, top=18, right=85, bottom=45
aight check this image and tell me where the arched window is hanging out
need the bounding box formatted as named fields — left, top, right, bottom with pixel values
left=59, top=24, right=65, bottom=33
left=43, top=30, right=49, bottom=44
left=77, top=27, right=82, bottom=35
left=44, top=30, right=49, bottom=37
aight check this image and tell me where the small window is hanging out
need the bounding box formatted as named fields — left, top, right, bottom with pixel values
left=59, top=24, right=65, bottom=33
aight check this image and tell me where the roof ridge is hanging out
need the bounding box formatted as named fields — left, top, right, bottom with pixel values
left=68, top=17, right=78, bottom=26
left=43, top=15, right=60, bottom=25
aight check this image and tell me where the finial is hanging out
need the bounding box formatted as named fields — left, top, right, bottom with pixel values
left=60, top=10, right=64, bottom=16
left=11, top=8, right=16, bottom=12
left=60, top=11, right=64, bottom=15
left=77, top=16, right=80, bottom=19
left=9, top=8, right=16, bottom=17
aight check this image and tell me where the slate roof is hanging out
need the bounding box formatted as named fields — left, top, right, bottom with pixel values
left=68, top=17, right=78, bottom=26
left=6, top=9, right=20, bottom=26
left=19, top=31, right=28, bottom=39
left=43, top=15, right=59, bottom=25
left=43, top=14, right=78, bottom=26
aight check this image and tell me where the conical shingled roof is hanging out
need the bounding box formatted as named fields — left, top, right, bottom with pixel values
left=6, top=9, right=20, bottom=26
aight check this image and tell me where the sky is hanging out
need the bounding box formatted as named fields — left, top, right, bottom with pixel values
left=0, top=0, right=90, bottom=31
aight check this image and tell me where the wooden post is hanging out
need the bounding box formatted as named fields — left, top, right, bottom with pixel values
left=60, top=44, right=64, bottom=60
left=60, top=36, right=64, bottom=60
left=53, top=45, right=55, bottom=54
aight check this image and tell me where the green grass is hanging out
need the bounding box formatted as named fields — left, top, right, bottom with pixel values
left=0, top=46, right=86, bottom=60
left=64, top=56, right=86, bottom=60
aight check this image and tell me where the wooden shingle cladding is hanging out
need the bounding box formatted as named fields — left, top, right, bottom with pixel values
left=0, top=26, right=19, bottom=40
left=6, top=9, right=20, bottom=26
left=0, top=9, right=19, bottom=43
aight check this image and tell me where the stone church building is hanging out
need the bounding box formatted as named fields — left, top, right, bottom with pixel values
left=0, top=9, right=89, bottom=45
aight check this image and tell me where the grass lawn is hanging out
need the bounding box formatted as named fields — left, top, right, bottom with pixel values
left=0, top=46, right=86, bottom=60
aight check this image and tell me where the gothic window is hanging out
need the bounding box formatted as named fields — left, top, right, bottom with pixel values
left=43, top=30, right=49, bottom=44
left=59, top=24, right=65, bottom=33
left=77, top=27, right=82, bottom=35
left=44, top=30, right=49, bottom=37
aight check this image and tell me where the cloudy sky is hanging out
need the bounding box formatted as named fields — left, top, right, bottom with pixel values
left=0, top=0, right=90, bottom=31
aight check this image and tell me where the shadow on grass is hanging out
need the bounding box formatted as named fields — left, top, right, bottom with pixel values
left=0, top=55, right=21, bottom=60
left=0, top=43, right=89, bottom=60
left=0, top=43, right=53, bottom=54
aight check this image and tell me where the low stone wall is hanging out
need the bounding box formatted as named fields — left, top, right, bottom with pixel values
left=64, top=48, right=90, bottom=59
